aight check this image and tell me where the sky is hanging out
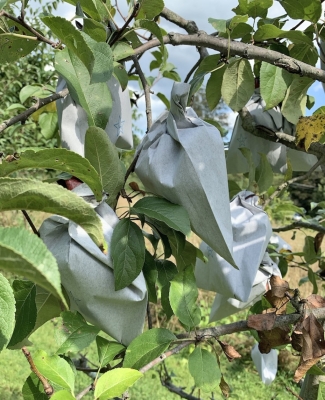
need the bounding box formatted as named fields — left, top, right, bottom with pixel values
left=55, top=0, right=325, bottom=135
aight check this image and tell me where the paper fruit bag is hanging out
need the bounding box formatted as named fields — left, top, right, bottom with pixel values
left=56, top=75, right=133, bottom=153
left=135, top=82, right=235, bottom=266
left=39, top=185, right=147, bottom=346
left=195, top=191, right=272, bottom=302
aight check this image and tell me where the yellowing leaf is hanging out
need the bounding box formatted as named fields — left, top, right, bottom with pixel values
left=31, top=102, right=57, bottom=122
left=296, top=114, right=325, bottom=151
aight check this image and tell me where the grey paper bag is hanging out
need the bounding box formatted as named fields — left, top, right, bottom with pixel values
left=195, top=191, right=272, bottom=302
left=135, top=82, right=235, bottom=266
left=209, top=253, right=281, bottom=322
left=39, top=185, right=147, bottom=345
left=227, top=91, right=317, bottom=173
left=56, top=75, right=133, bottom=152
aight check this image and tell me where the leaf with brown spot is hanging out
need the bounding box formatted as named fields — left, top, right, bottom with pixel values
left=306, top=294, right=325, bottom=309
left=217, top=340, right=241, bottom=362
left=294, top=356, right=322, bottom=383
left=301, top=313, right=325, bottom=361
left=264, top=290, right=289, bottom=314
left=219, top=375, right=230, bottom=398
left=258, top=326, right=291, bottom=354
left=247, top=312, right=277, bottom=331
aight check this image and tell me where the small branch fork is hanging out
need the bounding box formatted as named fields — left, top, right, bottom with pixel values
left=21, top=347, right=53, bottom=396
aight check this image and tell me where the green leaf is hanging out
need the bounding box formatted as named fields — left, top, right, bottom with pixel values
left=195, top=54, right=220, bottom=76
left=169, top=236, right=197, bottom=271
left=0, top=227, right=67, bottom=307
left=96, top=336, right=125, bottom=368
left=131, top=197, right=191, bottom=236
left=112, top=41, right=134, bottom=61
left=63, top=0, right=104, bottom=22
left=0, top=33, right=39, bottom=64
left=0, top=273, right=15, bottom=352
left=314, top=106, right=325, bottom=115
left=0, top=178, right=105, bottom=249
left=169, top=266, right=201, bottom=328
left=156, top=259, right=178, bottom=288
left=279, top=30, right=313, bottom=46
left=123, top=328, right=176, bottom=370
left=111, top=219, right=145, bottom=290
left=255, top=153, right=274, bottom=194
left=221, top=59, right=254, bottom=111
left=55, top=47, right=112, bottom=130
left=22, top=373, right=47, bottom=400
left=94, top=368, right=142, bottom=400
left=280, top=0, right=322, bottom=23
left=113, top=62, right=129, bottom=91
left=42, top=16, right=94, bottom=75
left=142, top=250, right=158, bottom=303
left=20, top=85, right=54, bottom=104
left=208, top=18, right=227, bottom=33
left=38, top=112, right=58, bottom=139
left=228, top=22, right=252, bottom=39
left=56, top=311, right=100, bottom=354
left=228, top=180, right=242, bottom=199
left=204, top=119, right=227, bottom=136
left=239, top=148, right=255, bottom=191
left=136, top=0, right=164, bottom=20
left=306, top=95, right=315, bottom=110
left=0, top=1, right=9, bottom=9
left=303, top=236, right=318, bottom=264
left=254, top=25, right=282, bottom=41
left=81, top=33, right=114, bottom=84
left=308, top=267, right=318, bottom=294
left=33, top=350, right=75, bottom=392
left=161, top=283, right=174, bottom=320
left=206, top=65, right=226, bottom=110
left=6, top=103, right=26, bottom=112
left=8, top=280, right=36, bottom=347
left=307, top=365, right=325, bottom=376
left=50, top=391, right=76, bottom=400
left=84, top=127, right=124, bottom=206
left=232, top=0, right=273, bottom=19
left=134, top=20, right=164, bottom=46
left=188, top=347, right=221, bottom=392
left=281, top=76, right=314, bottom=124
left=83, top=19, right=107, bottom=42
left=33, top=287, right=62, bottom=333
left=156, top=92, right=170, bottom=109
left=289, top=44, right=318, bottom=66
left=0, top=148, right=103, bottom=201
left=260, top=62, right=291, bottom=109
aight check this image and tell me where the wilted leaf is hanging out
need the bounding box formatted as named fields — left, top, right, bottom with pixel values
left=306, top=295, right=325, bottom=309
left=219, top=375, right=230, bottom=398
left=294, top=356, right=322, bottom=383
left=247, top=312, right=277, bottom=331
left=301, top=313, right=325, bottom=361
left=258, top=326, right=291, bottom=353
left=270, top=275, right=290, bottom=298
left=217, top=340, right=241, bottom=362
left=292, top=330, right=303, bottom=352
left=296, top=114, right=325, bottom=151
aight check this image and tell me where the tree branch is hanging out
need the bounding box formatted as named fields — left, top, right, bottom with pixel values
left=76, top=384, right=94, bottom=400
left=131, top=32, right=325, bottom=84
left=273, top=221, right=325, bottom=234
left=0, top=88, right=69, bottom=134
left=22, top=347, right=53, bottom=396
left=161, top=378, right=200, bottom=400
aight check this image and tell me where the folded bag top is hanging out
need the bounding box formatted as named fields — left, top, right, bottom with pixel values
left=135, top=82, right=235, bottom=267
left=56, top=75, right=133, bottom=153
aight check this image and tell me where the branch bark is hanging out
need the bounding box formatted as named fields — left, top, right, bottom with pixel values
left=273, top=221, right=325, bottom=234
left=132, top=32, right=325, bottom=84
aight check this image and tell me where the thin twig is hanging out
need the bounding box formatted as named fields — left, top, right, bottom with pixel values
left=147, top=302, right=153, bottom=329
left=0, top=88, right=69, bottom=134
left=21, top=210, right=39, bottom=236
left=265, top=156, right=325, bottom=206
left=76, top=384, right=94, bottom=400
left=22, top=347, right=53, bottom=396
left=161, top=378, right=200, bottom=400
left=273, top=221, right=325, bottom=234
left=109, top=2, right=140, bottom=46
left=290, top=20, right=305, bottom=31
left=286, top=386, right=303, bottom=400
left=184, top=56, right=205, bottom=83
left=131, top=55, right=152, bottom=131
left=0, top=10, right=57, bottom=47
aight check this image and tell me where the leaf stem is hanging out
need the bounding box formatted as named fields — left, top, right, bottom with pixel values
left=21, top=210, right=39, bottom=236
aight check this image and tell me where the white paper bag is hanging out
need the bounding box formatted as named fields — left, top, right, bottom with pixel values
left=56, top=75, right=133, bottom=152
left=251, top=344, right=278, bottom=385
left=39, top=185, right=147, bottom=345
left=227, top=91, right=318, bottom=173
left=209, top=253, right=281, bottom=321
left=195, top=191, right=272, bottom=302
left=135, top=82, right=235, bottom=266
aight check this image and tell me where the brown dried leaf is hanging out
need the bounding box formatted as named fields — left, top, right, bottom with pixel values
left=270, top=275, right=290, bottom=298
left=129, top=181, right=140, bottom=191
left=301, top=313, right=325, bottom=361
left=291, top=331, right=303, bottom=353
left=314, top=232, right=324, bottom=254
left=247, top=312, right=276, bottom=331
left=219, top=375, right=230, bottom=398
left=217, top=340, right=241, bottom=362
left=306, top=294, right=325, bottom=309
left=258, top=326, right=291, bottom=354
left=294, top=356, right=322, bottom=383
